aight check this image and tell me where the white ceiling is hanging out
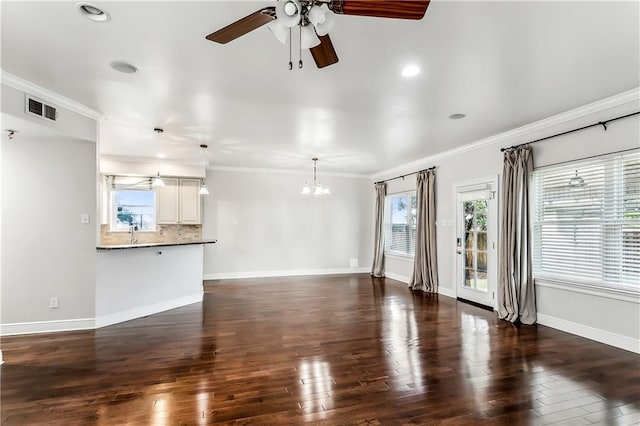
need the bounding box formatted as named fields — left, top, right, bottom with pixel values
left=1, top=1, right=639, bottom=174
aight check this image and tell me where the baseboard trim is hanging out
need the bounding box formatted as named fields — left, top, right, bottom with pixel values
left=384, top=272, right=410, bottom=284
left=384, top=273, right=456, bottom=299
left=95, top=292, right=203, bottom=328
left=204, top=268, right=370, bottom=281
left=438, top=286, right=456, bottom=299
left=1, top=318, right=95, bottom=336
left=537, top=313, right=640, bottom=354
left=1, top=294, right=204, bottom=336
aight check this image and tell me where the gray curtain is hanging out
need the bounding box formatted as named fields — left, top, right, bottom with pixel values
left=371, top=182, right=386, bottom=277
left=498, top=147, right=536, bottom=325
left=409, top=170, right=438, bottom=293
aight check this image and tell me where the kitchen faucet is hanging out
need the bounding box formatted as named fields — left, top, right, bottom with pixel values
left=129, top=225, right=138, bottom=244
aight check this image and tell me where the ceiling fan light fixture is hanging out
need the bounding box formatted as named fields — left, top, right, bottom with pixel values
left=276, top=0, right=301, bottom=27
left=300, top=24, right=321, bottom=49
left=313, top=5, right=335, bottom=36
left=308, top=5, right=326, bottom=26
left=267, top=20, right=289, bottom=44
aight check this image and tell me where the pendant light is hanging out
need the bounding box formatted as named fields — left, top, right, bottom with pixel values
left=152, top=128, right=165, bottom=187
left=199, top=178, right=210, bottom=195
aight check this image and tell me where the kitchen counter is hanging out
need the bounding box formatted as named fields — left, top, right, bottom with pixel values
left=96, top=239, right=217, bottom=250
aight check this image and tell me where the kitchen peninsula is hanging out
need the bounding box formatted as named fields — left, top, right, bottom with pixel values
left=95, top=240, right=216, bottom=327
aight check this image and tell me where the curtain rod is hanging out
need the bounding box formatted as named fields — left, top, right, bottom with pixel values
left=500, top=111, right=640, bottom=152
left=374, top=166, right=436, bottom=185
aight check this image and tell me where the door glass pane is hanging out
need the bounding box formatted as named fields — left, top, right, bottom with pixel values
left=464, top=269, right=475, bottom=288
left=476, top=271, right=488, bottom=290
left=460, top=198, right=490, bottom=293
left=477, top=251, right=488, bottom=272
left=465, top=232, right=474, bottom=249
left=464, top=250, right=475, bottom=268
left=477, top=232, right=487, bottom=250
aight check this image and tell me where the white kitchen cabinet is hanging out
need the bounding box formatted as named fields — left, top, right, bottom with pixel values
left=156, top=178, right=201, bottom=224
left=179, top=178, right=201, bottom=224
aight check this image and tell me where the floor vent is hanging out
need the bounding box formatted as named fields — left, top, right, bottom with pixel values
left=25, top=94, right=58, bottom=122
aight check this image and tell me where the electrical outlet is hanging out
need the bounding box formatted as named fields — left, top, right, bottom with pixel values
left=349, top=258, right=359, bottom=268
left=81, top=214, right=90, bottom=224
left=49, top=297, right=59, bottom=309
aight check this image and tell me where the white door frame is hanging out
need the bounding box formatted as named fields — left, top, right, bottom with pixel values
left=452, top=176, right=499, bottom=309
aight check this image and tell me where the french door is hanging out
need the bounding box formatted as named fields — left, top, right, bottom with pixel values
left=455, top=179, right=498, bottom=309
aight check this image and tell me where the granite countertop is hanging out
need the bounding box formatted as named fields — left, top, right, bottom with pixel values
left=97, top=239, right=217, bottom=250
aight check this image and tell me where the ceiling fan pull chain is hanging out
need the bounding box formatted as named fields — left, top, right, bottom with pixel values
left=288, top=27, right=293, bottom=70
left=298, top=25, right=303, bottom=69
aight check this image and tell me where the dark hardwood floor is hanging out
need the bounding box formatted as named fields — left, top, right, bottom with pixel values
left=2, top=274, right=639, bottom=425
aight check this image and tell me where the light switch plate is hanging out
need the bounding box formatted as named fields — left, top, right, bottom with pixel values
left=81, top=214, right=90, bottom=224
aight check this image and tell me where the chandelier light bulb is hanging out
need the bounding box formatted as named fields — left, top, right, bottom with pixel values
left=301, top=183, right=311, bottom=195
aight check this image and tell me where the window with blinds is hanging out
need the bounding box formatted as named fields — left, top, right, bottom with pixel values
left=532, top=150, right=640, bottom=291
left=385, top=192, right=417, bottom=256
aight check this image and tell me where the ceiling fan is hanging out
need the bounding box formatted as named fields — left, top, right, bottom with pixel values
left=205, top=0, right=431, bottom=69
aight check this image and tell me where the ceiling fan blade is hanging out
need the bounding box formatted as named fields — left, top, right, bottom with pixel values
left=310, top=35, right=339, bottom=69
left=328, top=0, right=430, bottom=20
left=206, top=7, right=276, bottom=44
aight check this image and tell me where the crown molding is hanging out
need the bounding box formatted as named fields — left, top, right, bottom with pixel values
left=101, top=154, right=208, bottom=167
left=1, top=70, right=103, bottom=120
left=207, top=165, right=370, bottom=179
left=371, top=87, right=640, bottom=180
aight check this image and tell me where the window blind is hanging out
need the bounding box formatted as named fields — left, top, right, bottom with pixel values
left=385, top=192, right=417, bottom=256
left=532, top=150, right=640, bottom=291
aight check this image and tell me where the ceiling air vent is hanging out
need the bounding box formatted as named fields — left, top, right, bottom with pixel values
left=25, top=94, right=58, bottom=122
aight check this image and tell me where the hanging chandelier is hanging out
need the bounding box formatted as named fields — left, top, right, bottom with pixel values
left=302, top=157, right=330, bottom=195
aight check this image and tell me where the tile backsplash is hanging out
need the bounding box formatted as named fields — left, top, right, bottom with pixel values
left=100, top=224, right=202, bottom=245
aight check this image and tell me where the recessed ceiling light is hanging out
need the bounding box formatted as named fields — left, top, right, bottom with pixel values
left=76, top=2, right=110, bottom=22
left=401, top=64, right=420, bottom=78
left=449, top=113, right=466, bottom=120
left=110, top=61, right=138, bottom=74
left=156, top=153, right=166, bottom=159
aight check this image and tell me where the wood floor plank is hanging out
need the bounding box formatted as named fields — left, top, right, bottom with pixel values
left=1, top=274, right=639, bottom=424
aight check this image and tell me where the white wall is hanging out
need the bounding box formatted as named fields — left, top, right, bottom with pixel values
left=1, top=110, right=97, bottom=329
left=374, top=89, right=640, bottom=352
left=202, top=169, right=373, bottom=278
left=95, top=245, right=203, bottom=327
